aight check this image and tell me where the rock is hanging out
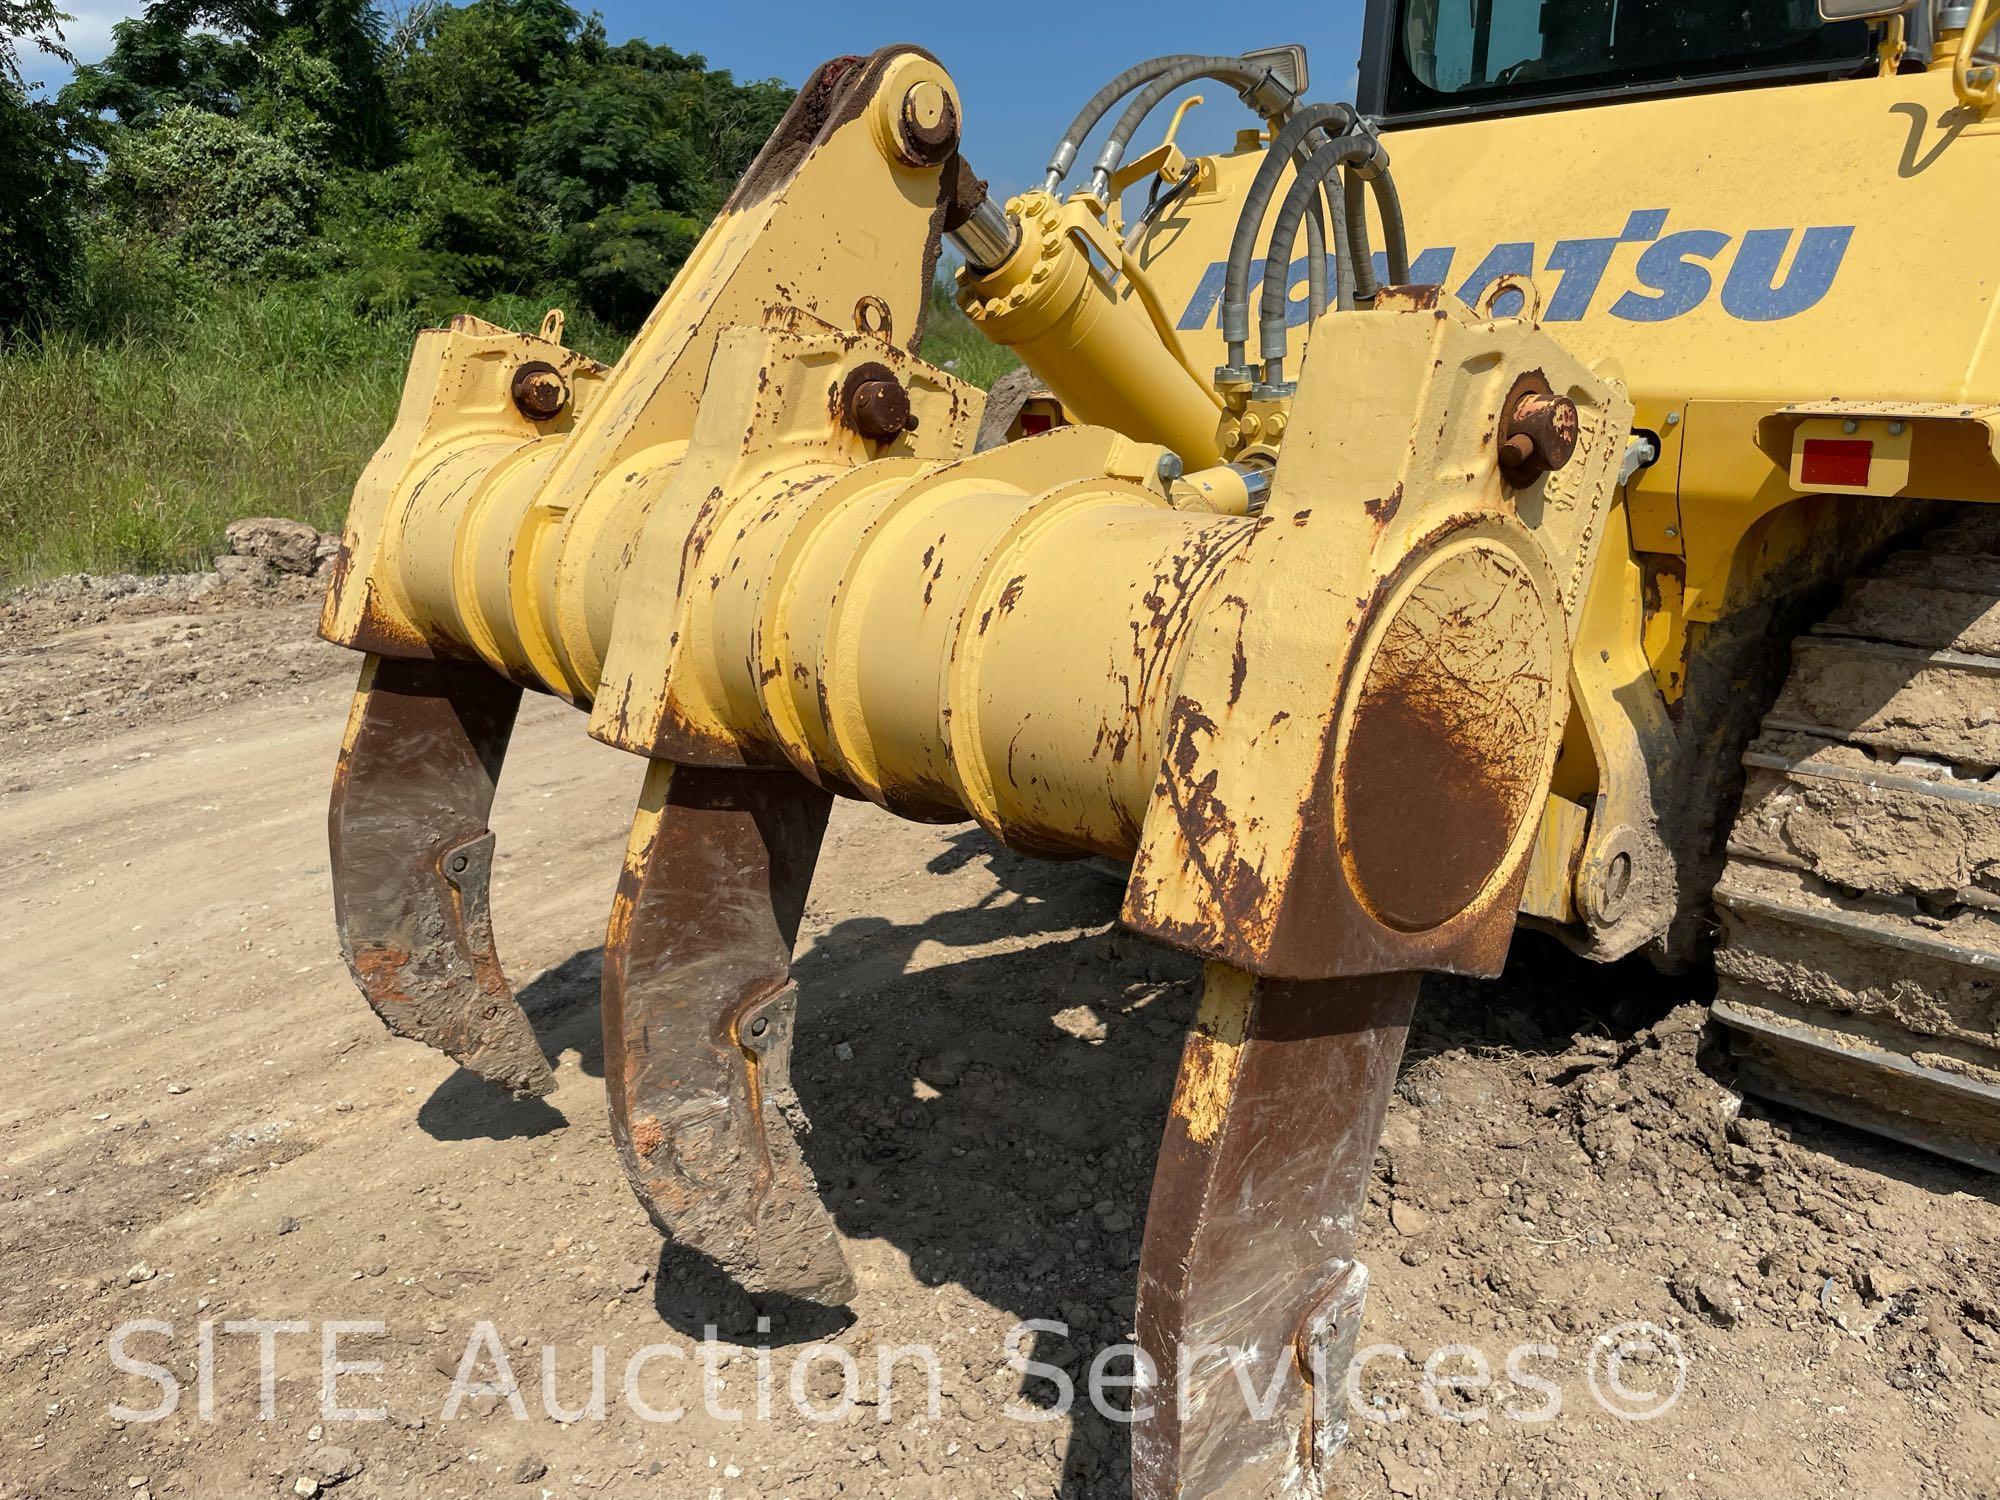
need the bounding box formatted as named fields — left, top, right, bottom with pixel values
left=1051, top=1005, right=1108, bottom=1044
left=226, top=517, right=322, bottom=575
left=125, top=1263, right=155, bottom=1284
left=511, top=1455, right=549, bottom=1484
left=276, top=1216, right=300, bottom=1236
left=1673, top=1272, right=1740, bottom=1327
left=1865, top=1265, right=1917, bottom=1303
left=164, top=1082, right=188, bottom=1095
left=974, top=366, right=1045, bottom=453
left=835, top=1042, right=854, bottom=1062
left=301, top=1444, right=363, bottom=1487
left=1389, top=1200, right=1431, bottom=1236
left=214, top=554, right=273, bottom=587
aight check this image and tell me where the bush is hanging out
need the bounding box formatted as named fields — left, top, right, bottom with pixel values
left=102, top=105, right=324, bottom=277
left=323, top=131, right=540, bottom=312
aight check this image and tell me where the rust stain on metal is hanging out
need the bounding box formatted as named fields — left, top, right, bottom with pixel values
left=599, top=765, right=853, bottom=1303
left=1364, top=484, right=1403, bottom=525
left=1337, top=550, right=1549, bottom=931
left=1376, top=284, right=1443, bottom=311
left=330, top=657, right=552, bottom=1097
left=510, top=360, right=569, bottom=421
left=629, top=1114, right=666, bottom=1159
left=1149, top=692, right=1275, bottom=943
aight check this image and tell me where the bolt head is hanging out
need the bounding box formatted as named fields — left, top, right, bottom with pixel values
left=841, top=362, right=913, bottom=443
left=510, top=361, right=569, bottom=421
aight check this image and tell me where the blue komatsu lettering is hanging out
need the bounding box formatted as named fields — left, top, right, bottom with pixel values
left=1610, top=229, right=1732, bottom=322
left=1176, top=255, right=1321, bottom=330
left=1174, top=212, right=1851, bottom=330
left=1178, top=260, right=1230, bottom=329
left=1370, top=245, right=1457, bottom=288
left=1721, top=226, right=1854, bottom=321
left=1543, top=209, right=1667, bottom=321
left=1455, top=242, right=1535, bottom=312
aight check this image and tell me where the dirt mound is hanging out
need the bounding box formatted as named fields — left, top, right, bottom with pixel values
left=1, top=535, right=349, bottom=750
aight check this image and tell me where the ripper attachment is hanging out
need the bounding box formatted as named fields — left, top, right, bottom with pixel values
left=322, top=44, right=1633, bottom=1500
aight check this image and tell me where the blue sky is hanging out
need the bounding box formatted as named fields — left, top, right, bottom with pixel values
left=23, top=1, right=1373, bottom=197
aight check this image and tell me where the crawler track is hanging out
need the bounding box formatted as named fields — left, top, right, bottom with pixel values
left=1714, top=510, right=2000, bottom=1171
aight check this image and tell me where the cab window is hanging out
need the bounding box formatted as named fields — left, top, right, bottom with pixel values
left=1391, top=0, right=1870, bottom=113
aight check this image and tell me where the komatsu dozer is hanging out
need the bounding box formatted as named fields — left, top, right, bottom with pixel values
left=320, top=5, right=2000, bottom=1493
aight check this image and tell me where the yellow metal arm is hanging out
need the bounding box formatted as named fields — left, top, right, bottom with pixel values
left=1955, top=0, right=1999, bottom=106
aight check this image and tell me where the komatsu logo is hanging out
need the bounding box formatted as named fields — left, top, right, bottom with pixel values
left=1175, top=210, right=1855, bottom=329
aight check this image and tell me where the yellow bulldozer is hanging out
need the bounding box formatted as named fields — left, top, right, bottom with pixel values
left=318, top=2, right=2000, bottom=1492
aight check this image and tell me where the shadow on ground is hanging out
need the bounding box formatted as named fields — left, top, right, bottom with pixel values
left=408, top=823, right=1976, bottom=1496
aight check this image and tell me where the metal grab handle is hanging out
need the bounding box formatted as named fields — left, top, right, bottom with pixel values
left=1955, top=0, right=1999, bottom=107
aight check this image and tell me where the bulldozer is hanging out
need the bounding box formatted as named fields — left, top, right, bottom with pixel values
left=318, top=2, right=2000, bottom=1493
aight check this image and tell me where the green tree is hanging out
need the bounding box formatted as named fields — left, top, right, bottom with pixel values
left=386, top=0, right=577, bottom=175
left=324, top=129, right=537, bottom=309
left=516, top=35, right=790, bottom=326
left=63, top=0, right=388, bottom=165
left=1, top=0, right=83, bottom=331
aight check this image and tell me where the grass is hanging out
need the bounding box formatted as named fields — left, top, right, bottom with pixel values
left=0, top=276, right=1020, bottom=588
left=920, top=280, right=1020, bottom=391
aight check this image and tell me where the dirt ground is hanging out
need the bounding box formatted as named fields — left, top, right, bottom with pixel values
left=2, top=578, right=1997, bottom=1500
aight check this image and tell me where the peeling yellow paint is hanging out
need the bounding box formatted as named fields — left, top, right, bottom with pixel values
left=1169, top=963, right=1255, bottom=1144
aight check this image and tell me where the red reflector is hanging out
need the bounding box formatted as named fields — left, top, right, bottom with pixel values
left=1019, top=412, right=1054, bottom=436
left=1801, top=437, right=1873, bottom=487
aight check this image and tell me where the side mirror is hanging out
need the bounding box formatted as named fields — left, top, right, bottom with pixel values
left=1817, top=0, right=1914, bottom=18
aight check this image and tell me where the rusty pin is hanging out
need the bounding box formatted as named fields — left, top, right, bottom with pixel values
left=511, top=361, right=570, bottom=422
left=841, top=362, right=915, bottom=443
left=1498, top=375, right=1580, bottom=485
left=896, top=80, right=959, bottom=167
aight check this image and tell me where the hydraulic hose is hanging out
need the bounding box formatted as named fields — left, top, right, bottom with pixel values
left=1301, top=182, right=1329, bottom=322
left=1044, top=55, right=1204, bottom=192
left=1343, top=171, right=1377, bottom=303
left=1259, top=137, right=1374, bottom=383
left=1087, top=55, right=1277, bottom=199
left=1370, top=167, right=1411, bottom=284
left=1339, top=157, right=1410, bottom=300
left=1219, top=102, right=1358, bottom=370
